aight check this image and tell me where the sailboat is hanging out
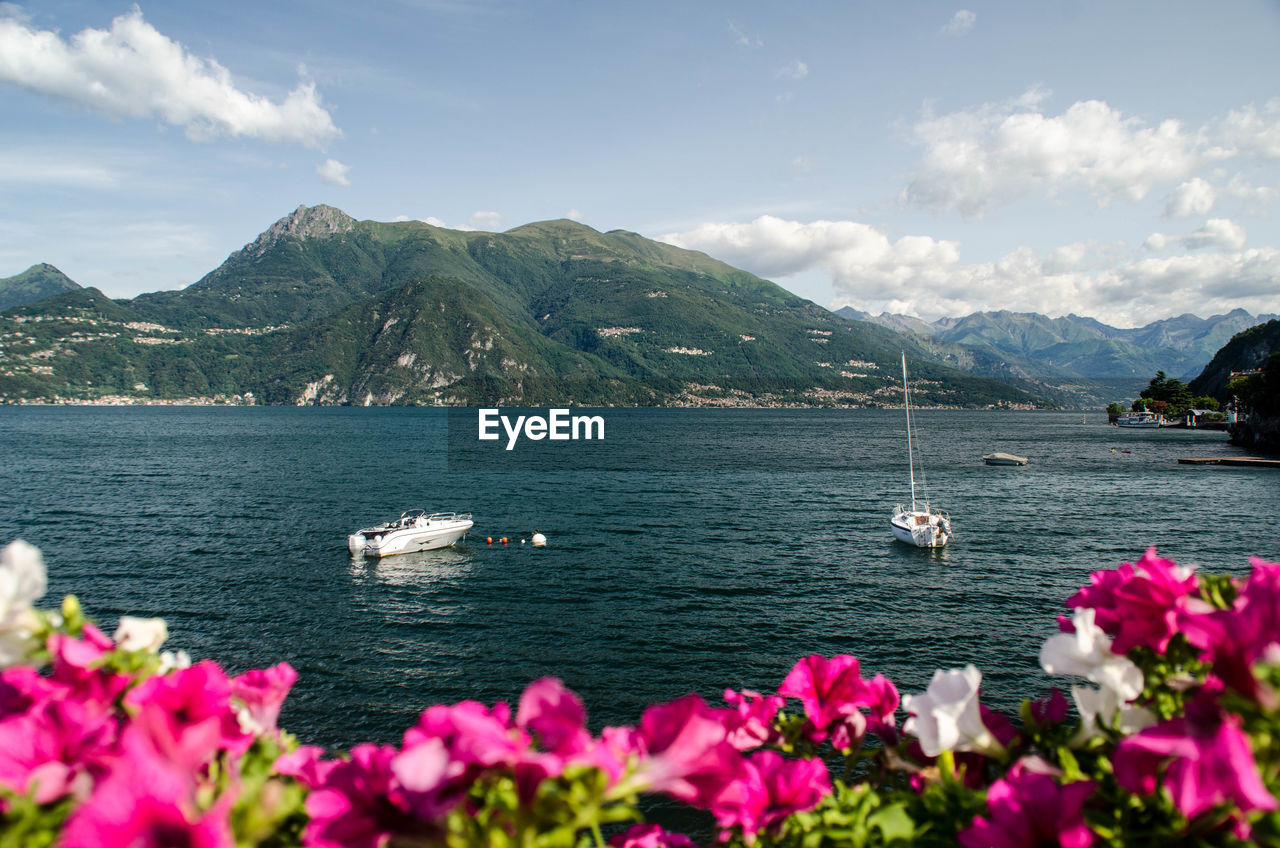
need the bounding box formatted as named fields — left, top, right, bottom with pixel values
left=890, top=353, right=952, bottom=548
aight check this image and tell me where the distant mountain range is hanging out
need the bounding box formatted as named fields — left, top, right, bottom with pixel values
left=835, top=307, right=1278, bottom=389
left=0, top=205, right=1036, bottom=407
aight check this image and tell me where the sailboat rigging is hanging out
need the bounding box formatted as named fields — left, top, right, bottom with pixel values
left=890, top=353, right=952, bottom=548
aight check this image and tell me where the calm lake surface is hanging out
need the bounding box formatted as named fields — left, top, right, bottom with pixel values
left=2, top=406, right=1276, bottom=749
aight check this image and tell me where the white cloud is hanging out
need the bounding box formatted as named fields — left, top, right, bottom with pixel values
left=662, top=215, right=960, bottom=292
left=776, top=60, right=808, bottom=80
left=729, top=22, right=762, bottom=48
left=1189, top=218, right=1248, bottom=250
left=0, top=8, right=340, bottom=147
left=903, top=90, right=1200, bottom=217
left=1147, top=218, right=1247, bottom=252
left=316, top=158, right=351, bottom=187
left=1218, top=98, right=1280, bottom=159
left=1143, top=232, right=1168, bottom=252
left=467, top=211, right=505, bottom=231
left=1225, top=174, right=1279, bottom=215
left=565, top=208, right=582, bottom=220
left=902, top=94, right=1280, bottom=218
left=941, top=10, right=976, bottom=36
left=1184, top=218, right=1247, bottom=250
left=662, top=215, right=1280, bottom=326
left=1164, top=177, right=1215, bottom=218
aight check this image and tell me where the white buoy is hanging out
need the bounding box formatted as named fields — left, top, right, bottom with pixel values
left=531, top=530, right=547, bottom=547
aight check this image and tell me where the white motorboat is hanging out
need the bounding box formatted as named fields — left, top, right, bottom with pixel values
left=983, top=452, right=1028, bottom=466
left=347, top=510, right=473, bottom=557
left=1115, top=412, right=1161, bottom=428
left=891, top=353, right=951, bottom=548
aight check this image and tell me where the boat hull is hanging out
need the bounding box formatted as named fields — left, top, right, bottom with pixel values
left=361, top=521, right=472, bottom=557
left=890, top=509, right=951, bottom=548
left=983, top=453, right=1028, bottom=465
left=348, top=512, right=473, bottom=557
left=1115, top=413, right=1161, bottom=428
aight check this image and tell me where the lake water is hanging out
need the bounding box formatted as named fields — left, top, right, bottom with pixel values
left=1, top=406, right=1276, bottom=749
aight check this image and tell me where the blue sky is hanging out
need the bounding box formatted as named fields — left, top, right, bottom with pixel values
left=2, top=1, right=1279, bottom=326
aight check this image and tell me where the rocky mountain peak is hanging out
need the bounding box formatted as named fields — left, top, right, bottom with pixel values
left=246, top=204, right=356, bottom=257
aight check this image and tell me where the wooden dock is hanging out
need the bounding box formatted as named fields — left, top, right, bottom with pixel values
left=1179, top=456, right=1280, bottom=469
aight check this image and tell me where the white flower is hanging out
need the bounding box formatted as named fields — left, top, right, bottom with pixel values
left=1040, top=608, right=1143, bottom=701
left=0, top=540, right=46, bottom=667
left=902, top=664, right=1003, bottom=757
left=0, top=540, right=46, bottom=621
left=114, top=616, right=168, bottom=653
left=1073, top=684, right=1157, bottom=738
left=159, top=649, right=192, bottom=674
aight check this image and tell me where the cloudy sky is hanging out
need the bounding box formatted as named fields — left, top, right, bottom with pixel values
left=2, top=1, right=1278, bottom=327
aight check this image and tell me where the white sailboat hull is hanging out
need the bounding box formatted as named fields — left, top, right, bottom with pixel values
left=891, top=507, right=951, bottom=548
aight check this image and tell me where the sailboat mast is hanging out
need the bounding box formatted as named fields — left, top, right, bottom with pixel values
left=902, top=353, right=917, bottom=511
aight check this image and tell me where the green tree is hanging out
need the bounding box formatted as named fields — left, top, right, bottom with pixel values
left=1140, top=369, right=1195, bottom=415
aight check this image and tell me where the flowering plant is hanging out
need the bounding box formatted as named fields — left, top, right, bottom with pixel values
left=3, top=540, right=1280, bottom=847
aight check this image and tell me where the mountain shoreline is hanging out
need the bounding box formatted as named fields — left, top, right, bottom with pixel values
left=0, top=205, right=1270, bottom=410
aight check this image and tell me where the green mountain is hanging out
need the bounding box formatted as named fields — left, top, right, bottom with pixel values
left=0, top=263, right=81, bottom=310
left=0, top=206, right=1040, bottom=407
left=1188, top=318, right=1280, bottom=400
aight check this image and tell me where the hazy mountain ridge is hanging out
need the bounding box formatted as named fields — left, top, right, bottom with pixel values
left=836, top=306, right=1278, bottom=385
left=0, top=206, right=1037, bottom=407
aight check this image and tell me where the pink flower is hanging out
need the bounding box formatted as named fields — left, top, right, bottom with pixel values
left=779, top=654, right=883, bottom=750
left=1067, top=548, right=1221, bottom=655
left=1205, top=558, right=1280, bottom=700
left=958, top=756, right=1095, bottom=848
left=625, top=694, right=744, bottom=807
left=231, top=662, right=297, bottom=736
left=516, top=677, right=592, bottom=756
left=1, top=665, right=70, bottom=715
left=403, top=700, right=527, bottom=770
left=47, top=623, right=114, bottom=680
left=608, top=823, right=698, bottom=848
left=1030, top=688, right=1070, bottom=726
left=721, top=688, right=785, bottom=751
left=391, top=700, right=529, bottom=818
left=59, top=734, right=232, bottom=848
left=124, top=660, right=250, bottom=769
left=862, top=673, right=901, bottom=742
left=305, top=743, right=421, bottom=848
left=710, top=750, right=832, bottom=838
left=586, top=724, right=642, bottom=785
left=0, top=694, right=118, bottom=804
left=1114, top=692, right=1277, bottom=822
left=274, top=744, right=336, bottom=788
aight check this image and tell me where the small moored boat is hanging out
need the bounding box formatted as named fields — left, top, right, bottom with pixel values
left=347, top=510, right=473, bottom=557
left=1115, top=412, right=1161, bottom=429
left=983, top=452, right=1028, bottom=466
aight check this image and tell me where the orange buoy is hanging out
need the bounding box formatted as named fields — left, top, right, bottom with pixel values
left=486, top=537, right=493, bottom=544
left=501, top=537, right=508, bottom=545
